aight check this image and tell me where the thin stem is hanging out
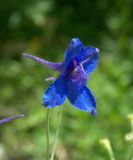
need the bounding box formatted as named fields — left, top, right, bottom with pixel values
left=109, top=152, right=115, bottom=160
left=50, top=106, right=62, bottom=160
left=130, top=122, right=133, bottom=160
left=46, top=109, right=50, bottom=160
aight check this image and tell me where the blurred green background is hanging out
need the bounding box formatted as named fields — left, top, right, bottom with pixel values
left=0, top=0, right=133, bottom=159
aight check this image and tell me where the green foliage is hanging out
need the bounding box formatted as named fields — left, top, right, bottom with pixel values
left=0, top=0, right=133, bottom=159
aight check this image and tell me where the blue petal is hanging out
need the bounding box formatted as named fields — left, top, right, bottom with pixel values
left=42, top=76, right=67, bottom=108
left=67, top=82, right=96, bottom=115
left=82, top=47, right=99, bottom=75
left=64, top=38, right=84, bottom=71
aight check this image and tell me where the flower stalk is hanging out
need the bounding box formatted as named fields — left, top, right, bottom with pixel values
left=50, top=106, right=63, bottom=160
left=46, top=109, right=50, bottom=160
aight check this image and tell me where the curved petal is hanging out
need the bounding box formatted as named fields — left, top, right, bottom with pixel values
left=42, top=76, right=67, bottom=108
left=82, top=47, right=99, bottom=75
left=64, top=38, right=84, bottom=71
left=67, top=82, right=96, bottom=115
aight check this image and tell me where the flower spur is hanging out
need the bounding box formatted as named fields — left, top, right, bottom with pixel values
left=0, top=114, right=24, bottom=125
left=23, top=38, right=99, bottom=115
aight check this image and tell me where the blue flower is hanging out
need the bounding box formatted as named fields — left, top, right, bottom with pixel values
left=23, top=38, right=99, bottom=115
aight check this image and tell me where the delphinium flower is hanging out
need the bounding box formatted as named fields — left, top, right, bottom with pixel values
left=0, top=114, right=24, bottom=125
left=23, top=38, right=99, bottom=115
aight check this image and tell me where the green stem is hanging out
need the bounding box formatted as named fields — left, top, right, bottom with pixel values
left=46, top=109, right=50, bottom=160
left=130, top=122, right=133, bottom=160
left=50, top=106, right=62, bottom=160
left=109, top=152, right=115, bottom=160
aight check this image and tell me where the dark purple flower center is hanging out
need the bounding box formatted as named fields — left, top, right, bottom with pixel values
left=65, top=59, right=88, bottom=88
